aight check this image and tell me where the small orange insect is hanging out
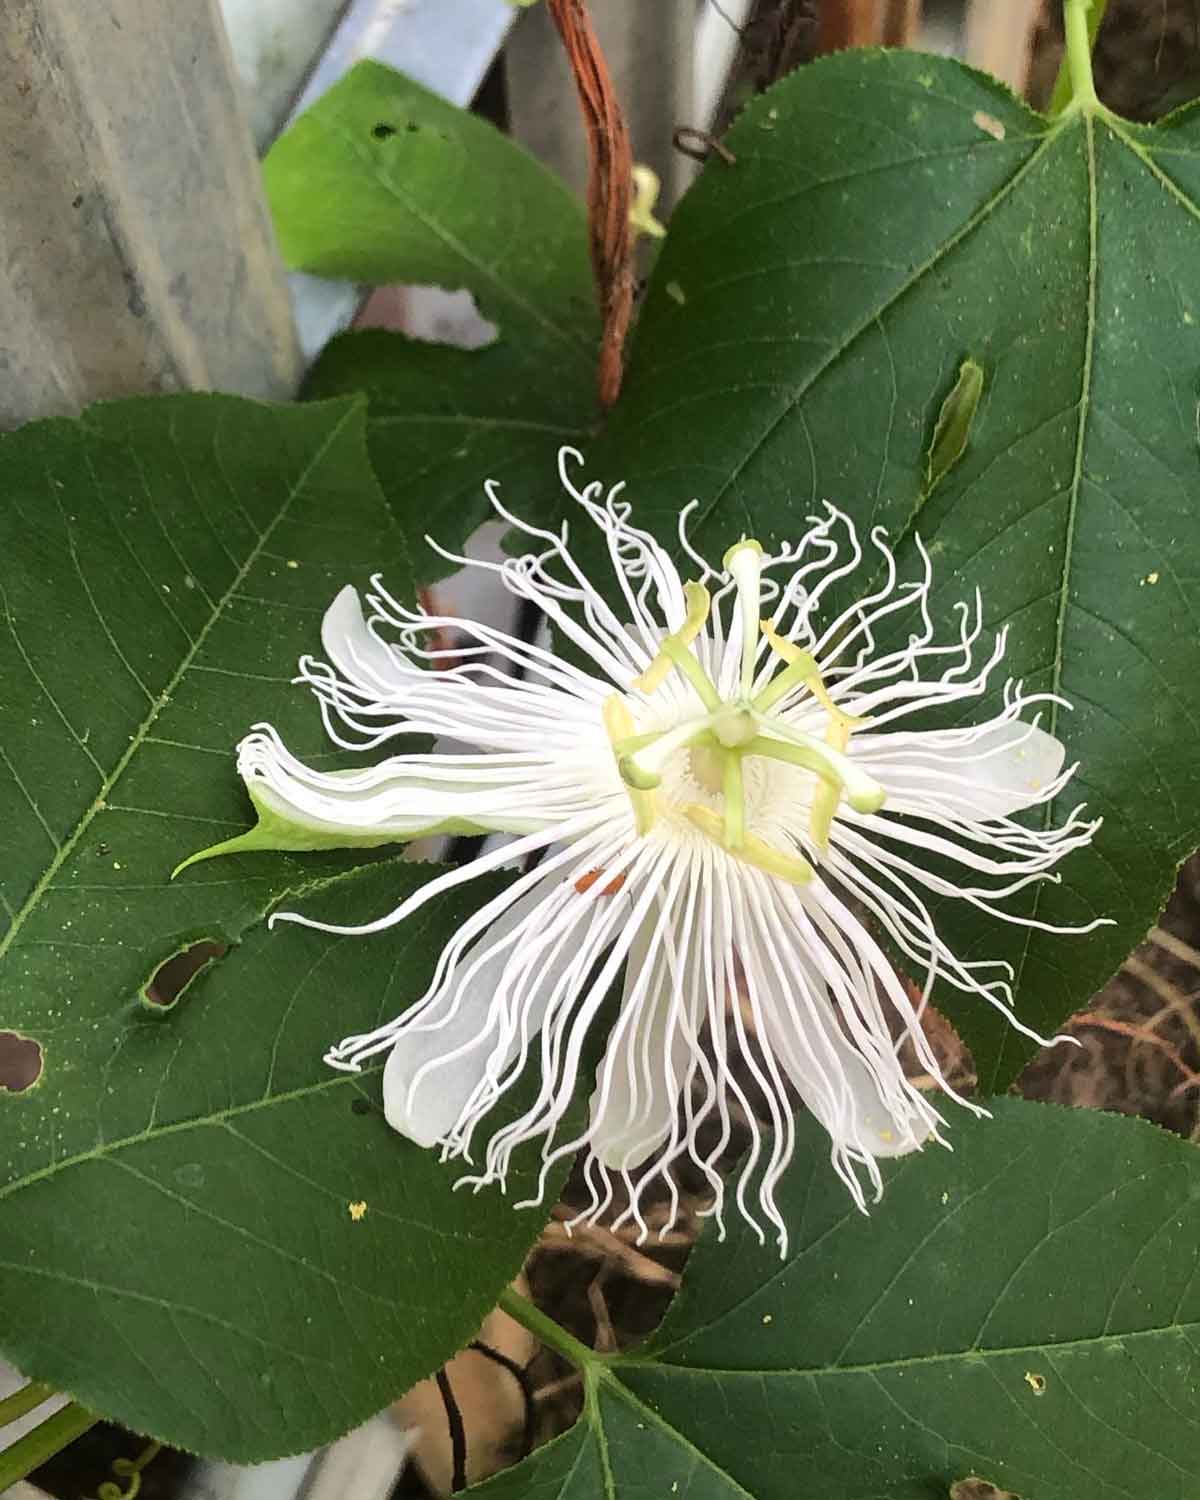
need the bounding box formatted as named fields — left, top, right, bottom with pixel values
left=574, top=868, right=627, bottom=896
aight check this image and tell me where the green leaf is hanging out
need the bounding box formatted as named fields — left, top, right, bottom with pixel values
left=591, top=53, right=1200, bottom=1089
left=489, top=1101, right=1200, bottom=1499
left=266, top=61, right=600, bottom=574
left=0, top=396, right=559, bottom=1458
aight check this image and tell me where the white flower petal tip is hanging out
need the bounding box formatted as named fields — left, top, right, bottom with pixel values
left=228, top=448, right=1102, bottom=1255
left=320, top=585, right=402, bottom=693
left=854, top=1109, right=932, bottom=1160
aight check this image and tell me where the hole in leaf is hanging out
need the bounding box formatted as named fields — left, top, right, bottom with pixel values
left=951, top=1481, right=1020, bottom=1500
left=0, top=1032, right=43, bottom=1093
left=372, top=121, right=397, bottom=140
left=143, top=939, right=227, bottom=1009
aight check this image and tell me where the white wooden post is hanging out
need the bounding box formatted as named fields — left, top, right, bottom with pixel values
left=0, top=0, right=301, bottom=429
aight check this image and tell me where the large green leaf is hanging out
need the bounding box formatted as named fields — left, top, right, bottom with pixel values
left=266, top=61, right=600, bottom=572
left=480, top=1101, right=1200, bottom=1500
left=0, top=397, right=557, bottom=1458
left=591, top=53, right=1200, bottom=1089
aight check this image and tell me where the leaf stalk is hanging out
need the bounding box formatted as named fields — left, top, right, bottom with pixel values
left=1054, top=0, right=1106, bottom=115
left=0, top=1380, right=55, bottom=1428
left=0, top=1401, right=99, bottom=1491
left=498, top=1286, right=602, bottom=1375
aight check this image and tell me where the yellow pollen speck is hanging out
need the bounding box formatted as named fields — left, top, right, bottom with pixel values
left=1024, top=1371, right=1046, bottom=1395
left=348, top=1200, right=367, bottom=1221
left=762, top=1313, right=773, bottom=1325
left=941, top=1191, right=950, bottom=1205
left=286, top=559, right=300, bottom=570
left=1139, top=571, right=1160, bottom=586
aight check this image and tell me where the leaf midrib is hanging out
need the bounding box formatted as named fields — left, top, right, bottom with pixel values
left=611, top=1314, right=1195, bottom=1385
left=0, top=403, right=357, bottom=969
left=585, top=1316, right=1191, bottom=1499
left=1042, top=109, right=1098, bottom=756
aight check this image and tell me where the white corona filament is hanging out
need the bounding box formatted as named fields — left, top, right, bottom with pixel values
left=229, top=449, right=1105, bottom=1255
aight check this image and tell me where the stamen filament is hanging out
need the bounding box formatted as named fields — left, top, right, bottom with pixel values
left=742, top=734, right=844, bottom=795
left=756, top=621, right=866, bottom=846
left=753, top=622, right=819, bottom=713
left=661, top=636, right=722, bottom=710
left=724, top=540, right=765, bottom=697
left=751, top=713, right=885, bottom=813
left=683, top=803, right=814, bottom=884
left=620, top=712, right=720, bottom=790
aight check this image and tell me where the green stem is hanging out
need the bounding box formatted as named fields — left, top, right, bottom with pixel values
left=0, top=1380, right=55, bottom=1428
left=0, top=1402, right=99, bottom=1491
left=499, top=1287, right=601, bottom=1374
left=1049, top=0, right=1107, bottom=116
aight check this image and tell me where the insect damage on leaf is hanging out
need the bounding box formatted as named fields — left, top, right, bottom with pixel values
left=141, top=939, right=228, bottom=1010
left=951, top=1478, right=1022, bottom=1500
left=0, top=1032, right=42, bottom=1094
left=926, top=356, right=984, bottom=495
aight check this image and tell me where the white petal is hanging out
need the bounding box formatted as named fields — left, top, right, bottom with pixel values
left=861, top=720, right=1065, bottom=819
left=321, top=585, right=404, bottom=694
left=383, top=875, right=586, bottom=1145
left=748, top=925, right=932, bottom=1162
left=588, top=910, right=691, bottom=1171
left=237, top=728, right=547, bottom=840
left=775, top=1008, right=931, bottom=1159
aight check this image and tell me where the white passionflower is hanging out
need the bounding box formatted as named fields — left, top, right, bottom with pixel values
left=211, top=451, right=1102, bottom=1253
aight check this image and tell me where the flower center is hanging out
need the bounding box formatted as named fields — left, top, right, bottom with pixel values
left=604, top=539, right=885, bottom=884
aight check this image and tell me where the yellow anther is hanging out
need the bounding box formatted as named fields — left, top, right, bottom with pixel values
left=633, top=581, right=713, bottom=698
left=603, top=695, right=657, bottom=835
left=760, top=619, right=815, bottom=669
left=808, top=782, right=840, bottom=852
left=754, top=619, right=872, bottom=849
left=683, top=804, right=814, bottom=885
left=759, top=620, right=864, bottom=744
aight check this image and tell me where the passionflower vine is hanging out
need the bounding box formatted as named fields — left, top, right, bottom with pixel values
left=202, top=451, right=1102, bottom=1253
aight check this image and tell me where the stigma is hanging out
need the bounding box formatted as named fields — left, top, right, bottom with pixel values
left=603, top=538, right=883, bottom=865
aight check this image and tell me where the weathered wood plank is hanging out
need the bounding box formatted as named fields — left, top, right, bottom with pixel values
left=0, top=0, right=300, bottom=427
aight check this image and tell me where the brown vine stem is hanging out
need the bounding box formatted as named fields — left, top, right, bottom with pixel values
left=546, top=0, right=634, bottom=409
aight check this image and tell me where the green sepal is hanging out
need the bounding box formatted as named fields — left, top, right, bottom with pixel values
left=173, top=781, right=489, bottom=876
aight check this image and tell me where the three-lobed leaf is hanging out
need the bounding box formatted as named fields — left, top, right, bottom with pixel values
left=0, top=396, right=561, bottom=1458
left=267, top=61, right=601, bottom=574
left=479, top=1101, right=1200, bottom=1500
left=591, top=54, right=1200, bottom=1088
